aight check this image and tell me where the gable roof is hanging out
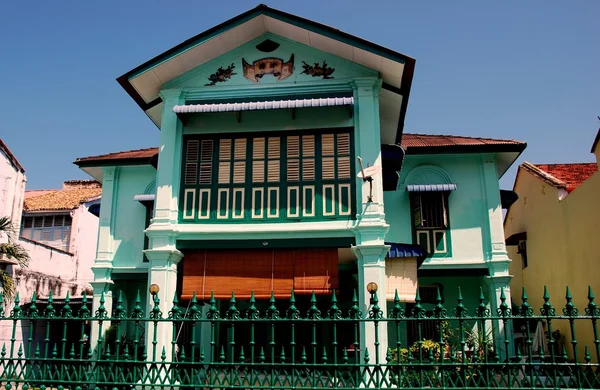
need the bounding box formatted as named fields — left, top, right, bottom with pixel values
left=24, top=188, right=102, bottom=212
left=117, top=4, right=415, bottom=143
left=74, top=147, right=158, bottom=167
left=523, top=162, right=597, bottom=193
left=0, top=138, right=25, bottom=173
left=402, top=133, right=525, bottom=154
left=592, top=127, right=600, bottom=153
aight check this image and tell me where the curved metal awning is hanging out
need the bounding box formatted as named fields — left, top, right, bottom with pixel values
left=406, top=184, right=457, bottom=192
left=173, top=97, right=353, bottom=114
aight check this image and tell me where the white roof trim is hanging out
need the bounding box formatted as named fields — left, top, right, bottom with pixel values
left=173, top=97, right=354, bottom=114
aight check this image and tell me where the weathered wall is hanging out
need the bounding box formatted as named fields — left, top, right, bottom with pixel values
left=506, top=166, right=600, bottom=361
left=71, top=200, right=100, bottom=284
left=0, top=147, right=26, bottom=231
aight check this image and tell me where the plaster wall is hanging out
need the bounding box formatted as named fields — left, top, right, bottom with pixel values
left=506, top=167, right=600, bottom=360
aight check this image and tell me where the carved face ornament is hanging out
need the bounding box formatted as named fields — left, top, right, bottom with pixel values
left=242, top=55, right=294, bottom=83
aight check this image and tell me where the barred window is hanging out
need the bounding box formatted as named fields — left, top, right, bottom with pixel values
left=21, top=214, right=72, bottom=252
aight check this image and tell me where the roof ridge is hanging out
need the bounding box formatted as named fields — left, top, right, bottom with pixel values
left=521, top=161, right=567, bottom=188
left=404, top=133, right=522, bottom=143
left=75, top=146, right=159, bottom=161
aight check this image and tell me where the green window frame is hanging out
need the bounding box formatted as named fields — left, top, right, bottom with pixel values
left=410, top=191, right=452, bottom=258
left=180, top=128, right=356, bottom=223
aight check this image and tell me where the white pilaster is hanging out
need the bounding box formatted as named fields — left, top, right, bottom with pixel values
left=89, top=280, right=113, bottom=353
left=144, top=248, right=183, bottom=362
left=352, top=243, right=390, bottom=362
left=153, top=89, right=184, bottom=225
left=485, top=275, right=514, bottom=359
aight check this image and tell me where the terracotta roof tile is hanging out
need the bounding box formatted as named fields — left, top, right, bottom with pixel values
left=533, top=163, right=597, bottom=193
left=73, top=133, right=526, bottom=165
left=75, top=147, right=158, bottom=165
left=401, top=133, right=524, bottom=149
left=24, top=188, right=102, bottom=211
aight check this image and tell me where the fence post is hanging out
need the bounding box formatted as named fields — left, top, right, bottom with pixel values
left=485, top=275, right=514, bottom=360
left=90, top=281, right=112, bottom=350
left=144, top=249, right=183, bottom=363
left=352, top=244, right=389, bottom=361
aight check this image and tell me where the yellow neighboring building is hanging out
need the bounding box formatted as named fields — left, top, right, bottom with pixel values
left=505, top=128, right=600, bottom=361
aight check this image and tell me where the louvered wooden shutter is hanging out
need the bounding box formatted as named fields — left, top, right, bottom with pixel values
left=184, top=140, right=199, bottom=185
left=336, top=133, right=351, bottom=179
left=412, top=194, right=423, bottom=228
left=199, top=140, right=213, bottom=184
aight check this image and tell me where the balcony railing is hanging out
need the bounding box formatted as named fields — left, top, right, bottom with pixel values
left=0, top=286, right=599, bottom=389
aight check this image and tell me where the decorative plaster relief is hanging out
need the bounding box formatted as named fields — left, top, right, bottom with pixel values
left=301, top=60, right=335, bottom=80
left=242, top=55, right=294, bottom=82
left=205, top=63, right=237, bottom=86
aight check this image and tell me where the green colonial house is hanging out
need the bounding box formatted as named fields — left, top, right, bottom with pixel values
left=74, top=5, right=526, bottom=367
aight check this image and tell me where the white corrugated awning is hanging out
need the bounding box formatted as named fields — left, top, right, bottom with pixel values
left=406, top=184, right=457, bottom=192
left=134, top=194, right=155, bottom=202
left=173, top=97, right=354, bottom=114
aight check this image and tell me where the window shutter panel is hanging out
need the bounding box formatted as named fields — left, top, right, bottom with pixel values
left=199, top=140, right=213, bottom=184
left=253, top=161, right=265, bottom=183
left=268, top=137, right=280, bottom=159
left=302, top=136, right=315, bottom=157
left=253, top=138, right=265, bottom=159
left=287, top=159, right=299, bottom=182
left=322, top=134, right=335, bottom=156
left=337, top=157, right=351, bottom=179
left=219, top=139, right=232, bottom=160
left=442, top=193, right=448, bottom=228
left=34, top=217, right=43, bottom=228
left=322, top=158, right=335, bottom=180
left=184, top=140, right=199, bottom=185
left=233, top=162, right=246, bottom=184
left=413, top=195, right=423, bottom=228
left=268, top=160, right=280, bottom=182
left=287, top=136, right=300, bottom=157
left=302, top=159, right=315, bottom=181
left=336, top=133, right=350, bottom=155
left=218, top=162, right=231, bottom=184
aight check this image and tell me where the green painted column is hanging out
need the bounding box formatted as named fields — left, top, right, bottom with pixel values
left=351, top=77, right=386, bottom=222
left=350, top=76, right=391, bottom=361
left=153, top=89, right=184, bottom=225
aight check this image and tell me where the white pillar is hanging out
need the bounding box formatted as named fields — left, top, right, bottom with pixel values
left=144, top=249, right=183, bottom=362
left=486, top=275, right=514, bottom=360
left=89, top=280, right=113, bottom=354
left=352, top=243, right=389, bottom=363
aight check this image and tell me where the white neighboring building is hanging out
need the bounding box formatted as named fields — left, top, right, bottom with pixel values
left=0, top=139, right=26, bottom=236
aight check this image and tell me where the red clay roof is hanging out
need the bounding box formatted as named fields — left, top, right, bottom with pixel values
left=533, top=163, right=597, bottom=193
left=74, top=133, right=526, bottom=166
left=0, top=138, right=25, bottom=173
left=401, top=133, right=524, bottom=149
left=24, top=187, right=102, bottom=211
left=75, top=147, right=158, bottom=164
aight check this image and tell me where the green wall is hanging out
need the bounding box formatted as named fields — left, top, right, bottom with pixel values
left=111, top=166, right=157, bottom=268
left=385, top=154, right=498, bottom=266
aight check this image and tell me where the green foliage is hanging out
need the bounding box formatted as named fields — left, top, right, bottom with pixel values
left=0, top=216, right=30, bottom=301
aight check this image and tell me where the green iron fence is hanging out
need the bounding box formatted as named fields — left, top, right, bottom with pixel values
left=0, top=286, right=599, bottom=389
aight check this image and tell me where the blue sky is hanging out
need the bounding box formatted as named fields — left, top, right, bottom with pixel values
left=1, top=1, right=598, bottom=190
